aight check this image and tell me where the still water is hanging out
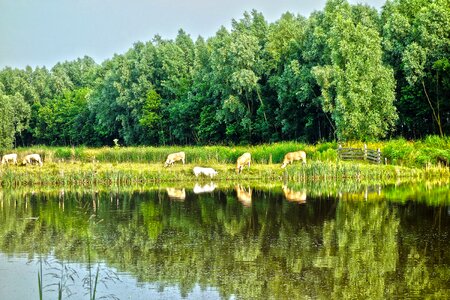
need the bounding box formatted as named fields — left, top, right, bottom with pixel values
left=0, top=181, right=449, bottom=299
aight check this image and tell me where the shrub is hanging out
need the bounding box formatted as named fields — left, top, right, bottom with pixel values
left=54, top=148, right=72, bottom=160
left=382, top=138, right=415, bottom=165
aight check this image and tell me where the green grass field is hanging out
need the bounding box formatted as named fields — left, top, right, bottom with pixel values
left=1, top=137, right=449, bottom=186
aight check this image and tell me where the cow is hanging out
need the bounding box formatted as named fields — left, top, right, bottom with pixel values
left=22, top=154, right=43, bottom=167
left=166, top=188, right=186, bottom=201
left=281, top=150, right=307, bottom=168
left=193, top=182, right=217, bottom=194
left=164, top=151, right=185, bottom=167
left=193, top=166, right=218, bottom=178
left=282, top=185, right=307, bottom=204
left=236, top=152, right=251, bottom=174
left=236, top=185, right=252, bottom=207
left=1, top=153, right=17, bottom=165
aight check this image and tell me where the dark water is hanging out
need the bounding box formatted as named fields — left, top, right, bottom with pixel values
left=0, top=182, right=449, bottom=299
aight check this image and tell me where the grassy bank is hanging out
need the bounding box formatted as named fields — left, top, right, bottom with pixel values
left=0, top=160, right=449, bottom=187
left=1, top=137, right=449, bottom=186
left=3, top=136, right=450, bottom=166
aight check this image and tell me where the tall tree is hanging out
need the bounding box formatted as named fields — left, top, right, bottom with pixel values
left=382, top=0, right=450, bottom=137
left=0, top=86, right=31, bottom=148
left=34, top=88, right=91, bottom=145
left=313, top=0, right=398, bottom=140
left=209, top=10, right=269, bottom=144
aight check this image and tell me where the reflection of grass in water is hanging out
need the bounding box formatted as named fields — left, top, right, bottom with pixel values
left=36, top=215, right=121, bottom=300
left=36, top=254, right=120, bottom=299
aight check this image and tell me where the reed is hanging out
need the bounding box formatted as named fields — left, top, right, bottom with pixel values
left=1, top=159, right=448, bottom=187
left=1, top=138, right=449, bottom=186
left=2, top=137, right=448, bottom=166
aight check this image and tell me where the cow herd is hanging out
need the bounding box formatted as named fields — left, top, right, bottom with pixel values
left=1, top=153, right=43, bottom=166
left=1, top=150, right=307, bottom=177
left=163, top=150, right=307, bottom=178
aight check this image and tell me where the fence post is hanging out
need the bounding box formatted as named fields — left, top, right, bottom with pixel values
left=377, top=148, right=381, bottom=164
left=363, top=144, right=367, bottom=161
left=338, top=144, right=342, bottom=161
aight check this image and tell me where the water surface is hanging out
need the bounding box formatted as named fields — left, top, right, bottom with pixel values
left=0, top=181, right=449, bottom=299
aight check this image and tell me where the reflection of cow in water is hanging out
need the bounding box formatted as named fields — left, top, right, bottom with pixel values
left=166, top=188, right=186, bottom=201
left=282, top=185, right=307, bottom=204
left=193, top=182, right=217, bottom=194
left=236, top=185, right=252, bottom=207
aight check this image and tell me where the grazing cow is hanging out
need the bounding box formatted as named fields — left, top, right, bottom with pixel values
left=1, top=153, right=17, bottom=165
left=166, top=188, right=186, bottom=201
left=193, top=166, right=218, bottom=178
left=282, top=185, right=307, bottom=204
left=236, top=152, right=251, bottom=174
left=164, top=151, right=185, bottom=167
left=281, top=150, right=307, bottom=168
left=23, top=154, right=43, bottom=167
left=193, top=182, right=217, bottom=194
left=236, top=185, right=252, bottom=207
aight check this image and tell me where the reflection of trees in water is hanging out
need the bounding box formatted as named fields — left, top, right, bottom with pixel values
left=398, top=203, right=450, bottom=297
left=317, top=201, right=399, bottom=299
left=0, top=188, right=449, bottom=298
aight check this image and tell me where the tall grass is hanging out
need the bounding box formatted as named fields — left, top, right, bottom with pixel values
left=1, top=159, right=448, bottom=187
left=3, top=141, right=338, bottom=165
left=1, top=137, right=449, bottom=186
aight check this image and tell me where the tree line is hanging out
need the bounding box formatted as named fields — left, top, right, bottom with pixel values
left=0, top=0, right=449, bottom=148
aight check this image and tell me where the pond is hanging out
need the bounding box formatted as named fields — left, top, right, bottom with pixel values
left=0, top=181, right=449, bottom=299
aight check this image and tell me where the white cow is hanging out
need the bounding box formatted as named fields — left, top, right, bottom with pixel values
left=164, top=151, right=186, bottom=167
left=22, top=154, right=43, bottom=167
left=1, top=153, right=17, bottom=165
left=193, top=166, right=218, bottom=178
left=236, top=152, right=251, bottom=174
left=281, top=150, right=307, bottom=168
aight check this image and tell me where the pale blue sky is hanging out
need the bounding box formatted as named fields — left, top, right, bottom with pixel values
left=0, top=0, right=385, bottom=69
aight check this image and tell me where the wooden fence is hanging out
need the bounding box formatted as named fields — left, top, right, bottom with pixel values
left=337, top=144, right=383, bottom=164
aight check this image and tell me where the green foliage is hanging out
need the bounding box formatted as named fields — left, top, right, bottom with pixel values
left=0, top=92, right=15, bottom=148
left=0, top=89, right=31, bottom=148
left=313, top=0, right=398, bottom=140
left=0, top=1, right=449, bottom=146
left=382, top=138, right=415, bottom=164
left=139, top=89, right=161, bottom=130
left=383, top=0, right=450, bottom=137
left=382, top=136, right=450, bottom=166
left=35, top=88, right=91, bottom=145
left=54, top=148, right=73, bottom=160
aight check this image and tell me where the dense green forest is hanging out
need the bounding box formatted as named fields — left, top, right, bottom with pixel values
left=0, top=0, right=449, bottom=148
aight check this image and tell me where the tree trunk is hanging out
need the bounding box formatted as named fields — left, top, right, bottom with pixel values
left=422, top=80, right=443, bottom=137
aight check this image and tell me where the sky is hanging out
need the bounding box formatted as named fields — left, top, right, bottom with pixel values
left=0, top=0, right=386, bottom=69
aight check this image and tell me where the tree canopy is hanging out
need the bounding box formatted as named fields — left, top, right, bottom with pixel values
left=0, top=0, right=449, bottom=148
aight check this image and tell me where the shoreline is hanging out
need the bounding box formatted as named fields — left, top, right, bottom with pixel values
left=1, top=160, right=449, bottom=187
